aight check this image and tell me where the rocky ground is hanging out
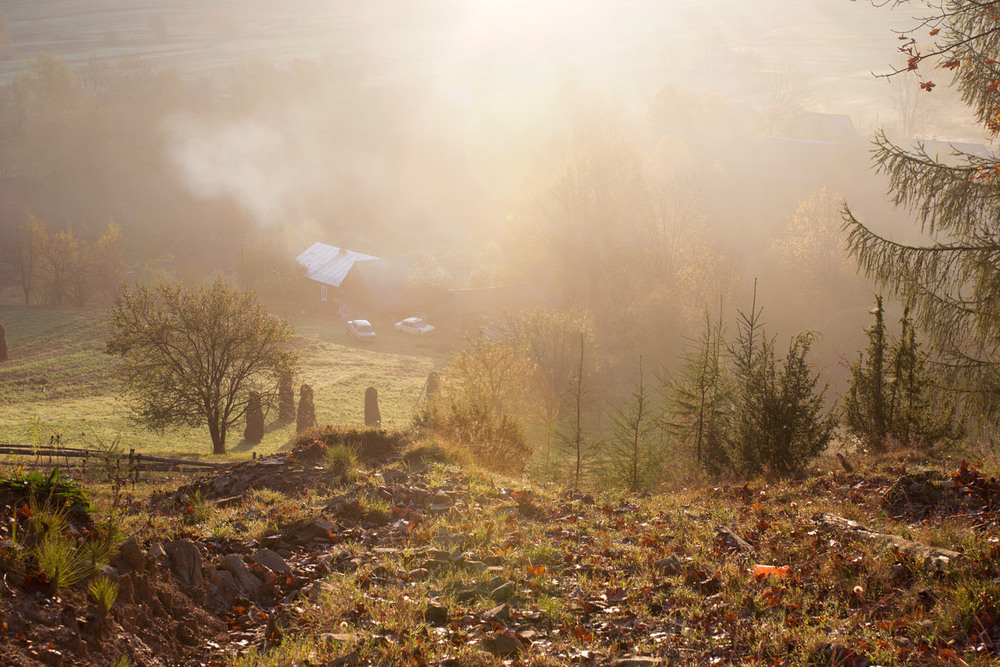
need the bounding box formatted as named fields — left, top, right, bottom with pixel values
left=1, top=437, right=999, bottom=666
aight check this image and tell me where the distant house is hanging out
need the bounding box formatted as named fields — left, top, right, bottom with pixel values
left=295, top=242, right=379, bottom=314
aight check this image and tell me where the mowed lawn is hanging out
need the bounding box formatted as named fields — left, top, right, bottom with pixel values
left=0, top=306, right=451, bottom=461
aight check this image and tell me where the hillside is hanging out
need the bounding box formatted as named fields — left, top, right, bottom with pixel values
left=0, top=305, right=447, bottom=459
left=0, top=432, right=996, bottom=666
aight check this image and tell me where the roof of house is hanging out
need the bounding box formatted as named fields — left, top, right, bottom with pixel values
left=295, top=242, right=379, bottom=288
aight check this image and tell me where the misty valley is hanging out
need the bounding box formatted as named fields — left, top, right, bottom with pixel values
left=1, top=1, right=1000, bottom=666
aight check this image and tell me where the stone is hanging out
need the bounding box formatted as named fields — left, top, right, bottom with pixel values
left=330, top=650, right=360, bottom=666
left=117, top=538, right=146, bottom=573
left=481, top=632, right=523, bottom=657
left=490, top=581, right=517, bottom=602
left=214, top=570, right=240, bottom=605
left=424, top=603, right=449, bottom=626
left=654, top=556, right=684, bottom=576
left=219, top=554, right=262, bottom=599
left=118, top=574, right=134, bottom=604
left=250, top=548, right=291, bottom=574
left=147, top=542, right=167, bottom=560
left=165, top=540, right=202, bottom=588
left=483, top=603, right=510, bottom=623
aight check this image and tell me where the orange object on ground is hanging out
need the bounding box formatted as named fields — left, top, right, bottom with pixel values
left=753, top=564, right=791, bottom=578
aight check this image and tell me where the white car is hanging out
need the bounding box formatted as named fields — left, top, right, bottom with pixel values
left=346, top=319, right=376, bottom=342
left=395, top=317, right=435, bottom=336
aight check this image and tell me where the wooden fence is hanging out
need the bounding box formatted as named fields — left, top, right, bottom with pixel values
left=0, top=443, right=223, bottom=480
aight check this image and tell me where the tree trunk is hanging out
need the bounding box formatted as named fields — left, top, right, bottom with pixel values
left=209, top=418, right=226, bottom=455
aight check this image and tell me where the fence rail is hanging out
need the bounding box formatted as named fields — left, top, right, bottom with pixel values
left=0, top=443, right=224, bottom=478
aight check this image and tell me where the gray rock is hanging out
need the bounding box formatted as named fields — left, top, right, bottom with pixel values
left=214, top=570, right=240, bottom=605
left=481, top=632, right=523, bottom=657
left=424, top=603, right=449, bottom=626
left=219, top=554, right=262, bottom=599
left=654, top=555, right=684, bottom=576
left=483, top=603, right=510, bottom=623
left=117, top=574, right=134, bottom=604
left=250, top=548, right=291, bottom=574
left=490, top=581, right=517, bottom=602
left=165, top=540, right=202, bottom=588
left=117, top=538, right=146, bottom=573
left=147, top=542, right=167, bottom=560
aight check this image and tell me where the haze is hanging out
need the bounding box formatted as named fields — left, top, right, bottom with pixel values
left=0, top=0, right=984, bottom=387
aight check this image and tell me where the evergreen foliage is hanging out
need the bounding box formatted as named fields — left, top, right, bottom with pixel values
left=843, top=296, right=889, bottom=451
left=558, top=332, right=592, bottom=488
left=844, top=1, right=1000, bottom=431
left=664, top=309, right=729, bottom=472
left=605, top=360, right=661, bottom=491
left=726, top=283, right=836, bottom=476
left=844, top=297, right=961, bottom=450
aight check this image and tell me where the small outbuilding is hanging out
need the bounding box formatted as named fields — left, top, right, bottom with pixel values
left=295, top=242, right=379, bottom=314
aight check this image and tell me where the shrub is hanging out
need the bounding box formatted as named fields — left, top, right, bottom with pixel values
left=292, top=427, right=407, bottom=463
left=0, top=467, right=92, bottom=521
left=728, top=296, right=836, bottom=476
left=844, top=298, right=961, bottom=450
left=420, top=335, right=536, bottom=474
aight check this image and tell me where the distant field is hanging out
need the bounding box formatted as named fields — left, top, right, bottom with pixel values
left=0, top=306, right=453, bottom=460
left=0, top=0, right=939, bottom=129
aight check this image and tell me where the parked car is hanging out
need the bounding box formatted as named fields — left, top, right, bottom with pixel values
left=346, top=319, right=376, bottom=342
left=395, top=316, right=435, bottom=336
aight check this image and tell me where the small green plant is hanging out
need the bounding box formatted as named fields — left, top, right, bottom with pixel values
left=88, top=574, right=120, bottom=614
left=0, top=467, right=92, bottom=518
left=34, top=528, right=92, bottom=592
left=183, top=490, right=211, bottom=525
left=110, top=655, right=133, bottom=667
left=327, top=443, right=359, bottom=481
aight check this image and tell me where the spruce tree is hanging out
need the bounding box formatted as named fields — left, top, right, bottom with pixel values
left=843, top=297, right=889, bottom=451
left=728, top=282, right=835, bottom=475
left=606, top=360, right=660, bottom=491
left=845, top=298, right=961, bottom=449
left=665, top=309, right=729, bottom=472
left=558, top=332, right=591, bottom=489
left=844, top=1, right=1000, bottom=427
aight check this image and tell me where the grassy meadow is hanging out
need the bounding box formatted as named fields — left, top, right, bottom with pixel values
left=0, top=305, right=452, bottom=460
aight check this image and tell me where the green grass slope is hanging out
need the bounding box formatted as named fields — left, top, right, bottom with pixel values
left=0, top=306, right=447, bottom=459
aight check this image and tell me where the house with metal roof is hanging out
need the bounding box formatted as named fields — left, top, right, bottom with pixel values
left=295, top=242, right=379, bottom=311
